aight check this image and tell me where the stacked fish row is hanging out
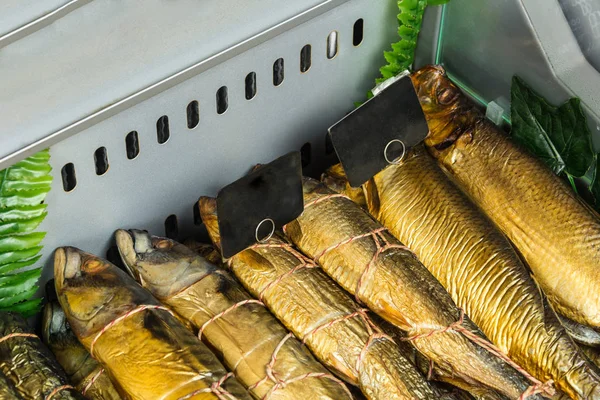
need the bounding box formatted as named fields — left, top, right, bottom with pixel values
left=7, top=64, right=600, bottom=399
left=0, top=311, right=84, bottom=399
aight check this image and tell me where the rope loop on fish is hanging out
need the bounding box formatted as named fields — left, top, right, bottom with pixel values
left=401, top=309, right=556, bottom=398
left=178, top=372, right=237, bottom=400
left=0, top=332, right=38, bottom=344
left=90, top=305, right=175, bottom=358
left=82, top=368, right=105, bottom=396
left=312, top=226, right=412, bottom=304
left=251, top=242, right=318, bottom=302
left=295, top=204, right=557, bottom=399
left=519, top=380, right=555, bottom=400
left=198, top=299, right=264, bottom=340
left=302, top=193, right=353, bottom=210
left=45, top=385, right=76, bottom=400
left=0, top=333, right=77, bottom=399
left=247, top=333, right=353, bottom=400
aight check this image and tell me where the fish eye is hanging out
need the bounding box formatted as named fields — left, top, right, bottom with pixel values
left=156, top=240, right=173, bottom=250
left=437, top=87, right=456, bottom=105
left=83, top=259, right=103, bottom=271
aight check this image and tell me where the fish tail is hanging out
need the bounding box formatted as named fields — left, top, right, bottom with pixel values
left=560, top=360, right=600, bottom=400
left=198, top=197, right=222, bottom=251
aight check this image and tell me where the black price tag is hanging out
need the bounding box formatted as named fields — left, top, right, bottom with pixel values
left=217, top=152, right=304, bottom=258
left=328, top=73, right=429, bottom=187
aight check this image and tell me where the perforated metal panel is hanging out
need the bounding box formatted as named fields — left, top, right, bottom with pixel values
left=21, top=0, right=399, bottom=288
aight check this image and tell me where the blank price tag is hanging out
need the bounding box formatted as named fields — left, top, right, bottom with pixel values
left=328, top=72, right=429, bottom=187
left=217, top=152, right=303, bottom=258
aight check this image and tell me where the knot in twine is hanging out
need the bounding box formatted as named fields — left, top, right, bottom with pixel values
left=178, top=372, right=237, bottom=400
left=0, top=333, right=75, bottom=399
left=297, top=194, right=556, bottom=399
left=401, top=310, right=555, bottom=399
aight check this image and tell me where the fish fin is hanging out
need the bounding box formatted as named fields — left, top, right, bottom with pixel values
left=321, top=164, right=348, bottom=194
left=322, top=164, right=367, bottom=208
left=184, top=240, right=222, bottom=264
left=198, top=197, right=222, bottom=252
left=283, top=220, right=303, bottom=243
left=250, top=164, right=264, bottom=173
left=529, top=272, right=564, bottom=330
left=364, top=178, right=381, bottom=217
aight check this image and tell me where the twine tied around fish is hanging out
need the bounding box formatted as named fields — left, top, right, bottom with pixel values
left=90, top=304, right=240, bottom=400
left=198, top=259, right=353, bottom=400
left=250, top=239, right=397, bottom=381
left=0, top=333, right=76, bottom=399
left=82, top=368, right=106, bottom=396
left=296, top=193, right=556, bottom=399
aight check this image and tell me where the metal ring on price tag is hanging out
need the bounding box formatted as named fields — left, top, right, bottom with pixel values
left=384, top=139, right=406, bottom=165
left=255, top=218, right=275, bottom=243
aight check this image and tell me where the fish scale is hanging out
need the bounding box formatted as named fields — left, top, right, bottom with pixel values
left=115, top=229, right=352, bottom=400
left=335, top=134, right=600, bottom=399
left=0, top=312, right=84, bottom=400
left=54, top=247, right=251, bottom=400
left=416, top=66, right=600, bottom=330
left=286, top=177, right=541, bottom=399
left=199, top=197, right=439, bottom=400
left=42, top=301, right=122, bottom=399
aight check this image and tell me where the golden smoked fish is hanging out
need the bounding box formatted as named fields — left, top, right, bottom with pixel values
left=54, top=246, right=251, bottom=400
left=411, top=65, right=600, bottom=331
left=199, top=197, right=437, bottom=400
left=0, top=370, right=20, bottom=400
left=43, top=300, right=122, bottom=399
left=284, top=177, right=542, bottom=399
left=324, top=143, right=600, bottom=399
left=115, top=229, right=352, bottom=400
left=0, top=311, right=84, bottom=400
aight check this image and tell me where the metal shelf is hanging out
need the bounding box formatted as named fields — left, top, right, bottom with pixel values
left=0, top=0, right=352, bottom=170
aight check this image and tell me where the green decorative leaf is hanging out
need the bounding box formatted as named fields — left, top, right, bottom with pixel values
left=0, top=149, right=52, bottom=317
left=376, top=0, right=428, bottom=85
left=2, top=298, right=43, bottom=318
left=511, top=76, right=595, bottom=177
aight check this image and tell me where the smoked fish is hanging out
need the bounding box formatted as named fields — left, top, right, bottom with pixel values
left=199, top=197, right=438, bottom=400
left=325, top=143, right=600, bottom=399
left=54, top=246, right=251, bottom=400
left=43, top=300, right=122, bottom=399
left=0, top=311, right=84, bottom=400
left=411, top=65, right=600, bottom=331
left=115, top=229, right=353, bottom=400
left=0, top=369, right=21, bottom=399
left=284, top=177, right=542, bottom=399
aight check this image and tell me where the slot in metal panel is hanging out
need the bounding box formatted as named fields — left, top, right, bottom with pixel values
left=36, top=0, right=398, bottom=288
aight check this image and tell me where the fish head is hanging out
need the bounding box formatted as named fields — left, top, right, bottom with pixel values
left=42, top=300, right=91, bottom=376
left=115, top=229, right=215, bottom=299
left=410, top=65, right=480, bottom=153
left=54, top=246, right=151, bottom=339
left=42, top=301, right=72, bottom=349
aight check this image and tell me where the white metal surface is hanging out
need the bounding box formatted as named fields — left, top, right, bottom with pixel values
left=31, top=0, right=398, bottom=287
left=0, top=0, right=357, bottom=170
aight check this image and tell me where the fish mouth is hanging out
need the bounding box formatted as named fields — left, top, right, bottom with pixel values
left=42, top=301, right=67, bottom=343
left=54, top=247, right=83, bottom=291
left=115, top=229, right=151, bottom=281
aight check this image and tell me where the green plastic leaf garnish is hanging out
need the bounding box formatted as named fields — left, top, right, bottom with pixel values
left=0, top=150, right=52, bottom=316
left=378, top=0, right=427, bottom=85
left=360, top=0, right=449, bottom=105
left=511, top=76, right=595, bottom=178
